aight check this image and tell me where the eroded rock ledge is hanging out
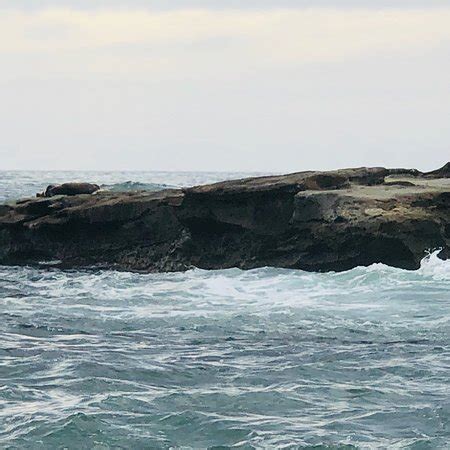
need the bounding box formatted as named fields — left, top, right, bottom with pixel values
left=0, top=165, right=449, bottom=272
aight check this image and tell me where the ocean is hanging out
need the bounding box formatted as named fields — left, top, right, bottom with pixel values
left=1, top=171, right=449, bottom=449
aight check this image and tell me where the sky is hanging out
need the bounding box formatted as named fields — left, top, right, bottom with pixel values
left=0, top=0, right=449, bottom=172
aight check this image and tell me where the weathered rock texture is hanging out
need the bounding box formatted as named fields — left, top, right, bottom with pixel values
left=0, top=164, right=449, bottom=272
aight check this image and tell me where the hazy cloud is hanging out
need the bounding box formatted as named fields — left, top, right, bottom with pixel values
left=1, top=0, right=449, bottom=10
left=2, top=9, right=449, bottom=79
left=0, top=5, right=449, bottom=171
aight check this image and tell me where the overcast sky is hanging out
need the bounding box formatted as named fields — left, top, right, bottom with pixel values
left=0, top=1, right=449, bottom=172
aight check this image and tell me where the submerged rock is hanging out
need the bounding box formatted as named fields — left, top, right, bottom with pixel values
left=0, top=165, right=449, bottom=272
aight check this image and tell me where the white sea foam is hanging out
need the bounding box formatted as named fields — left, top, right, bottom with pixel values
left=418, top=249, right=450, bottom=280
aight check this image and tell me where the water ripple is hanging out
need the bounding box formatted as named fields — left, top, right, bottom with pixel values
left=1, top=253, right=449, bottom=448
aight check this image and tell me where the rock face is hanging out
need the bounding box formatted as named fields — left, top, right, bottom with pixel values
left=0, top=164, right=449, bottom=272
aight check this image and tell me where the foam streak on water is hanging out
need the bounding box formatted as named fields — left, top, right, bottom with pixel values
left=0, top=255, right=449, bottom=448
left=0, top=172, right=449, bottom=449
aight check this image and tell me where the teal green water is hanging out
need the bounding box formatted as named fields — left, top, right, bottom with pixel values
left=0, top=172, right=449, bottom=449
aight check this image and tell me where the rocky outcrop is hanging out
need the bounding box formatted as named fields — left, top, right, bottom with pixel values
left=424, top=162, right=450, bottom=178
left=37, top=182, right=100, bottom=197
left=0, top=164, right=448, bottom=272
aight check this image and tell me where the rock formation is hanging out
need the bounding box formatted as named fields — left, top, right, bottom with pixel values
left=37, top=182, right=100, bottom=198
left=0, top=164, right=448, bottom=272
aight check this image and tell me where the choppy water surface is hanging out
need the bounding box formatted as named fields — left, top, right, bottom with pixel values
left=0, top=172, right=449, bottom=449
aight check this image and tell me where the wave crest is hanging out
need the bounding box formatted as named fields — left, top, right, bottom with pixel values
left=101, top=181, right=174, bottom=192
left=418, top=249, right=450, bottom=280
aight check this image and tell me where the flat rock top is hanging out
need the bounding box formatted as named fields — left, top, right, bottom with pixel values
left=1, top=164, right=449, bottom=218
left=299, top=176, right=450, bottom=199
left=185, top=167, right=388, bottom=194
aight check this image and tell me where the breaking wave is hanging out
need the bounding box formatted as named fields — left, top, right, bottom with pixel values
left=101, top=181, right=175, bottom=192
left=418, top=249, right=450, bottom=280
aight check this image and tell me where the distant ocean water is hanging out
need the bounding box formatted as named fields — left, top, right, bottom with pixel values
left=0, top=171, right=449, bottom=449
left=0, top=170, right=269, bottom=203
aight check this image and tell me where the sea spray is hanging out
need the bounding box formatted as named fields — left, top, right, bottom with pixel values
left=419, top=249, right=450, bottom=280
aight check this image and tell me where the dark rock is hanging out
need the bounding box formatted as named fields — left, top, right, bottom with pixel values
left=37, top=182, right=100, bottom=198
left=424, top=162, right=450, bottom=178
left=298, top=173, right=349, bottom=191
left=1, top=165, right=449, bottom=272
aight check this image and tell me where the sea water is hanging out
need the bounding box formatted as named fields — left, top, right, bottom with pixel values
left=0, top=172, right=449, bottom=449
